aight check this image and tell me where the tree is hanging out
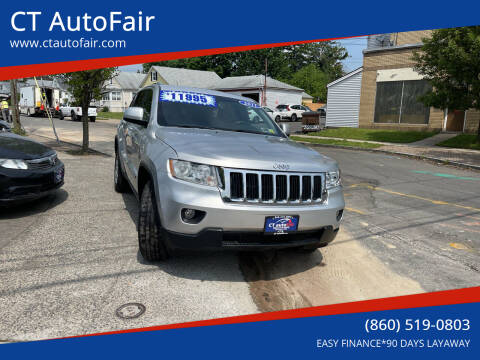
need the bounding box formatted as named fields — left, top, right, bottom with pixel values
left=142, top=41, right=347, bottom=82
left=9, top=79, right=22, bottom=133
left=413, top=26, right=480, bottom=142
left=287, top=64, right=329, bottom=102
left=58, top=69, right=117, bottom=152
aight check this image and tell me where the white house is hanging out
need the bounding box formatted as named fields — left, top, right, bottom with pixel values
left=100, top=72, right=145, bottom=112
left=213, top=75, right=303, bottom=108
left=326, top=67, right=363, bottom=127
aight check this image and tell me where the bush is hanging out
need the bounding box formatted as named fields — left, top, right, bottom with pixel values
left=102, top=106, right=109, bottom=112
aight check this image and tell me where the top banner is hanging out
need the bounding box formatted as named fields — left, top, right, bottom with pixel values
left=0, top=0, right=479, bottom=78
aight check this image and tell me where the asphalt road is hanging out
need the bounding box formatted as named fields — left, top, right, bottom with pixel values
left=1, top=117, right=479, bottom=340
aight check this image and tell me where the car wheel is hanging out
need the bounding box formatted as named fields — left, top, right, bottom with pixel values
left=71, top=111, right=77, bottom=121
left=89, top=116, right=96, bottom=122
left=138, top=180, right=170, bottom=261
left=114, top=151, right=129, bottom=193
left=58, top=111, right=64, bottom=120
left=275, top=115, right=281, bottom=122
left=291, top=114, right=297, bottom=122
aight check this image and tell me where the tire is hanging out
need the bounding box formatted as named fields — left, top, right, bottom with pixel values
left=114, top=151, right=129, bottom=193
left=89, top=116, right=96, bottom=122
left=58, top=111, right=64, bottom=120
left=275, top=115, right=281, bottom=122
left=71, top=111, right=77, bottom=121
left=138, top=180, right=170, bottom=261
left=291, top=113, right=297, bottom=122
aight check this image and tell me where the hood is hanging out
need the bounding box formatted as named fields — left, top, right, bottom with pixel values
left=155, top=127, right=338, bottom=172
left=0, top=133, right=55, bottom=160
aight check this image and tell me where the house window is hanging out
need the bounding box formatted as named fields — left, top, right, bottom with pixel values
left=111, top=91, right=121, bottom=101
left=374, top=80, right=431, bottom=124
left=151, top=71, right=157, bottom=82
left=102, top=92, right=110, bottom=101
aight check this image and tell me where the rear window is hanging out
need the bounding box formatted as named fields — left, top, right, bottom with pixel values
left=276, top=105, right=289, bottom=110
left=157, top=90, right=285, bottom=137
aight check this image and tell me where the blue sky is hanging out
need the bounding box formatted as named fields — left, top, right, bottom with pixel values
left=338, top=36, right=367, bottom=72
left=119, top=37, right=367, bottom=74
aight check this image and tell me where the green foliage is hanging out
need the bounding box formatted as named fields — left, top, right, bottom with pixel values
left=102, top=106, right=109, bottom=112
left=291, top=136, right=382, bottom=149
left=413, top=26, right=480, bottom=140
left=59, top=68, right=117, bottom=106
left=308, top=128, right=438, bottom=143
left=286, top=64, right=328, bottom=102
left=142, top=42, right=347, bottom=90
left=437, top=134, right=480, bottom=150
left=98, top=111, right=123, bottom=120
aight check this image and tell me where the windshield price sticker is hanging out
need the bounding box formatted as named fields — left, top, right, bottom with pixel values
left=160, top=90, right=217, bottom=107
left=239, top=100, right=261, bottom=108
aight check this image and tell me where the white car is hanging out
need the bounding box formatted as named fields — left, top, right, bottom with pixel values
left=276, top=104, right=311, bottom=122
left=58, top=104, right=97, bottom=122
left=262, top=106, right=283, bottom=122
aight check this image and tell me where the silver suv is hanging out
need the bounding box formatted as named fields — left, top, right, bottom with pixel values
left=115, top=85, right=344, bottom=261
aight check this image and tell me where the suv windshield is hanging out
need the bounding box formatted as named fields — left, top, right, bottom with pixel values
left=157, top=90, right=285, bottom=137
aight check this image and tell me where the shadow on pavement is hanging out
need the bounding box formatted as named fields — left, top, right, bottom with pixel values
left=0, top=189, right=68, bottom=220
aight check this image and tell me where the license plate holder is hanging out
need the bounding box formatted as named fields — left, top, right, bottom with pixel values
left=264, top=216, right=299, bottom=235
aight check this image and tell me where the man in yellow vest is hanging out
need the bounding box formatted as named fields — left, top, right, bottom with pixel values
left=1, top=98, right=9, bottom=122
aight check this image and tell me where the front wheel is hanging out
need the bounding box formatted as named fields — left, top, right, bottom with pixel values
left=291, top=113, right=297, bottom=122
left=114, top=152, right=129, bottom=193
left=58, top=111, right=64, bottom=120
left=275, top=115, right=281, bottom=122
left=138, top=181, right=170, bottom=261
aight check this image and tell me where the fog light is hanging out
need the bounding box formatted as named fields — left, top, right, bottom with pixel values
left=336, top=209, right=344, bottom=222
left=182, top=208, right=196, bottom=220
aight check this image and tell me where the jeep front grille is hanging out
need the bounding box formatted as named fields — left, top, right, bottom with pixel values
left=221, top=168, right=326, bottom=204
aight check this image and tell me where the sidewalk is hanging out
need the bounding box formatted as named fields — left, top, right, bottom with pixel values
left=295, top=133, right=480, bottom=170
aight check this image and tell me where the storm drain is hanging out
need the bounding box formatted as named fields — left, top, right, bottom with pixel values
left=115, top=303, right=146, bottom=319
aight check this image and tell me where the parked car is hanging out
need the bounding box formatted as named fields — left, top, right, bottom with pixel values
left=114, top=85, right=344, bottom=261
left=58, top=103, right=97, bottom=122
left=0, top=133, right=65, bottom=204
left=276, top=104, right=311, bottom=122
left=262, top=106, right=283, bottom=122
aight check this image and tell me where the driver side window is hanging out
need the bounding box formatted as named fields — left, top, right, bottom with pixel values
left=131, top=89, right=153, bottom=121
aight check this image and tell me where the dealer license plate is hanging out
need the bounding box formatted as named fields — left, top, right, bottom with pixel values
left=264, top=216, right=299, bottom=234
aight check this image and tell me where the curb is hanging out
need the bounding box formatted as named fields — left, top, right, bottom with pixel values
left=295, top=141, right=480, bottom=172
left=28, top=133, right=112, bottom=157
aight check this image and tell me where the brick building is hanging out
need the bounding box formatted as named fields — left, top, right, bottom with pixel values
left=358, top=30, right=479, bottom=133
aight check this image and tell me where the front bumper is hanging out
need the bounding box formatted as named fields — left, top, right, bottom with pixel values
left=165, top=226, right=339, bottom=251
left=0, top=162, right=65, bottom=204
left=156, top=172, right=344, bottom=248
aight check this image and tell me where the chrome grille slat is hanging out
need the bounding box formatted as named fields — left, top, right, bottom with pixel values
left=221, top=168, right=326, bottom=205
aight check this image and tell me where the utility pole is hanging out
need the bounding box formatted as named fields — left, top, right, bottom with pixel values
left=9, top=79, right=21, bottom=132
left=263, top=58, right=268, bottom=106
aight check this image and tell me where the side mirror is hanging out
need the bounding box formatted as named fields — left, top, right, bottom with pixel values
left=124, top=107, right=146, bottom=125
left=279, top=123, right=291, bottom=136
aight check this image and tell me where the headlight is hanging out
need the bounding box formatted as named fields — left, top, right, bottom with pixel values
left=0, top=159, right=28, bottom=170
left=169, top=159, right=218, bottom=187
left=326, top=169, right=341, bottom=189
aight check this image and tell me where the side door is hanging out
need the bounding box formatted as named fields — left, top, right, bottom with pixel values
left=123, top=88, right=153, bottom=188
